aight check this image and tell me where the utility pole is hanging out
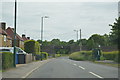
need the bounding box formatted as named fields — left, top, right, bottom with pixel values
left=40, top=17, right=43, bottom=61
left=40, top=16, right=49, bottom=61
left=13, top=0, right=17, bottom=67
left=79, top=29, right=82, bottom=51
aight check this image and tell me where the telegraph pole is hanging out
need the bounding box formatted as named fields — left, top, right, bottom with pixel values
left=13, top=0, right=17, bottom=67
left=40, top=16, right=49, bottom=61
left=79, top=29, right=82, bottom=51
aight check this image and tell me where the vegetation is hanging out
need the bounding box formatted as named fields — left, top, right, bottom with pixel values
left=24, top=40, right=40, bottom=55
left=109, top=17, right=120, bottom=46
left=69, top=50, right=119, bottom=63
left=1, top=52, right=14, bottom=70
left=102, top=51, right=119, bottom=63
left=69, top=51, right=93, bottom=61
left=41, top=52, right=48, bottom=60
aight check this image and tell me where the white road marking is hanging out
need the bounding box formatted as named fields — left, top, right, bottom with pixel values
left=73, top=64, right=77, bottom=66
left=78, top=66, right=85, bottom=70
left=89, top=72, right=103, bottom=79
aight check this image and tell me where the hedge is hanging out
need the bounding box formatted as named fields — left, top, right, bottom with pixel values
left=0, top=53, right=2, bottom=70
left=69, top=51, right=93, bottom=61
left=41, top=52, right=48, bottom=60
left=69, top=50, right=120, bottom=63
left=1, top=52, right=14, bottom=70
left=102, top=51, right=119, bottom=63
left=24, top=40, right=40, bottom=55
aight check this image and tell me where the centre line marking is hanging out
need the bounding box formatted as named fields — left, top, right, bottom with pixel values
left=73, top=64, right=77, bottom=66
left=78, top=66, right=85, bottom=70
left=89, top=72, right=103, bottom=79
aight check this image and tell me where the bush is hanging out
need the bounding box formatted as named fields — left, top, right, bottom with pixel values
left=102, top=51, right=119, bottom=62
left=41, top=52, right=48, bottom=60
left=24, top=40, right=40, bottom=55
left=1, top=52, right=14, bottom=70
left=55, top=54, right=61, bottom=57
left=69, top=51, right=93, bottom=61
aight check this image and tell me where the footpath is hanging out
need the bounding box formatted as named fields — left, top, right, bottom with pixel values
left=2, top=58, right=54, bottom=78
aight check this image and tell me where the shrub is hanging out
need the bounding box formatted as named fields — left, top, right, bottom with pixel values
left=102, top=51, right=119, bottom=62
left=41, top=52, right=48, bottom=60
left=1, top=52, right=14, bottom=70
left=24, top=40, right=40, bottom=55
left=55, top=54, right=61, bottom=57
left=69, top=51, right=93, bottom=61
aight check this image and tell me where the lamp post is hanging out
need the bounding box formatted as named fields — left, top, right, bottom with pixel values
left=79, top=29, right=82, bottom=51
left=13, top=0, right=17, bottom=67
left=40, top=16, right=49, bottom=61
left=74, top=29, right=82, bottom=51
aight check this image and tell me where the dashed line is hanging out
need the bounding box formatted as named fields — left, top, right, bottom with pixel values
left=89, top=72, right=103, bottom=79
left=73, top=64, right=77, bottom=66
left=78, top=66, right=85, bottom=70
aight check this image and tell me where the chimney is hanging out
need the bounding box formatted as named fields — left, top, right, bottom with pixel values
left=22, top=34, right=25, bottom=38
left=27, top=37, right=30, bottom=40
left=0, top=22, right=6, bottom=30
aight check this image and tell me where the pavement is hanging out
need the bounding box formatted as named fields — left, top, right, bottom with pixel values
left=2, top=58, right=54, bottom=78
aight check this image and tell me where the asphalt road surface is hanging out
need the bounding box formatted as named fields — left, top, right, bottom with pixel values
left=27, top=57, right=118, bottom=78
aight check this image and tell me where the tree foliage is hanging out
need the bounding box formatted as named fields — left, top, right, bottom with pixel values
left=109, top=17, right=120, bottom=45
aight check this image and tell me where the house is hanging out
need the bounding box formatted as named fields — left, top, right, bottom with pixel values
left=0, top=22, right=12, bottom=47
left=22, top=34, right=29, bottom=41
left=6, top=27, right=24, bottom=49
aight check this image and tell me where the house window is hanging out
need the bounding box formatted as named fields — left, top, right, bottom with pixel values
left=4, top=35, right=7, bottom=42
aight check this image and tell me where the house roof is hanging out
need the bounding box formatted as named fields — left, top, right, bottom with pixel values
left=0, top=28, right=12, bottom=40
left=0, top=28, right=7, bottom=35
left=6, top=27, right=24, bottom=41
left=22, top=34, right=29, bottom=41
left=22, top=36, right=28, bottom=41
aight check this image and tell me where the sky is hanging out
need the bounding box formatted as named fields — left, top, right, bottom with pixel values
left=1, top=0, right=118, bottom=41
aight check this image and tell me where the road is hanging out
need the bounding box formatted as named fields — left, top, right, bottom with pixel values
left=26, top=57, right=118, bottom=78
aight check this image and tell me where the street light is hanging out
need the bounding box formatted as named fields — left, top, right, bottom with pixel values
left=40, top=16, right=49, bottom=61
left=74, top=29, right=82, bottom=51
left=13, top=0, right=17, bottom=67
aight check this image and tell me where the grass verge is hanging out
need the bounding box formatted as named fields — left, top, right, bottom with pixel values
left=93, top=61, right=120, bottom=68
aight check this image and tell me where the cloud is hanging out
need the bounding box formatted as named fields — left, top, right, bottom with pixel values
left=1, top=2, right=118, bottom=41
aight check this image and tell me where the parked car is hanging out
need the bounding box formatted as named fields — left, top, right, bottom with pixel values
left=0, top=47, right=27, bottom=54
left=0, top=47, right=28, bottom=64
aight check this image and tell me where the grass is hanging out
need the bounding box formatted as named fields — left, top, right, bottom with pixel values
left=94, top=61, right=120, bottom=68
left=69, top=51, right=93, bottom=61
left=69, top=51, right=120, bottom=68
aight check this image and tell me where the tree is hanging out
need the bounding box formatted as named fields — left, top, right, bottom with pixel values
left=68, top=40, right=74, bottom=44
left=87, top=34, right=106, bottom=49
left=51, top=39, right=61, bottom=46
left=109, top=17, right=120, bottom=45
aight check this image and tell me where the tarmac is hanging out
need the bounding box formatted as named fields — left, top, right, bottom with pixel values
left=2, top=58, right=54, bottom=78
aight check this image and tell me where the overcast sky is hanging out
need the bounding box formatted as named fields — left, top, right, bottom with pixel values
left=1, top=1, right=118, bottom=41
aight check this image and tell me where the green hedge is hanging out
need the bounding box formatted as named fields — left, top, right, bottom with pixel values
left=69, top=51, right=93, bottom=61
left=102, top=51, right=119, bottom=63
left=1, top=52, right=14, bottom=70
left=41, top=52, right=48, bottom=60
left=24, top=40, right=40, bottom=55
left=69, top=50, right=120, bottom=63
